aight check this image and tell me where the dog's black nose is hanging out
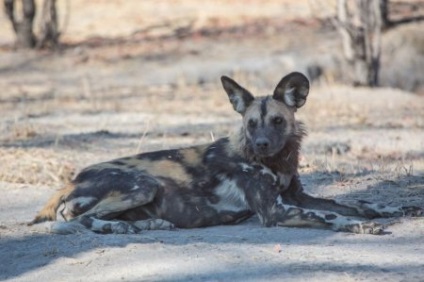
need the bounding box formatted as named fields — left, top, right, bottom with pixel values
left=255, top=138, right=270, bottom=150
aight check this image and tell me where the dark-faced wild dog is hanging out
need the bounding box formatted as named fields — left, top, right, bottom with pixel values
left=31, top=72, right=422, bottom=235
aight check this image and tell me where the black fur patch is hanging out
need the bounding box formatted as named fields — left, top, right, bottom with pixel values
left=260, top=97, right=268, bottom=126
left=325, top=214, right=337, bottom=220
left=137, top=149, right=183, bottom=162
left=110, top=160, right=127, bottom=166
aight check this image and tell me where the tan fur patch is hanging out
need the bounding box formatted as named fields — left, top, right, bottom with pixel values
left=90, top=190, right=129, bottom=215
left=31, top=184, right=75, bottom=224
left=227, top=133, right=241, bottom=156
left=265, top=100, right=295, bottom=124
left=107, top=190, right=123, bottom=198
left=181, top=147, right=203, bottom=166
left=119, top=158, right=146, bottom=168
left=135, top=159, right=191, bottom=184
left=117, top=157, right=193, bottom=184
left=244, top=100, right=262, bottom=121
left=90, top=162, right=132, bottom=172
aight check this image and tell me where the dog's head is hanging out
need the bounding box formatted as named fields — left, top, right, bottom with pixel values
left=221, top=72, right=309, bottom=158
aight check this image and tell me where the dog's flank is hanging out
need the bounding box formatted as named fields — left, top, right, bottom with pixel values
left=31, top=72, right=423, bottom=235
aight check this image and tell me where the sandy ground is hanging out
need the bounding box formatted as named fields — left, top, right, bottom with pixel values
left=1, top=1, right=424, bottom=281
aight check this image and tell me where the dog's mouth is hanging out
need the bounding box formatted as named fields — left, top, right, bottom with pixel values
left=253, top=142, right=287, bottom=159
left=254, top=148, right=278, bottom=158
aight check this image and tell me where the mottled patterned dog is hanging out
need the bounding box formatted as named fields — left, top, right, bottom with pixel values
left=31, top=72, right=422, bottom=234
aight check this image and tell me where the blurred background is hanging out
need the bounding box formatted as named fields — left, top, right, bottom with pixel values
left=1, top=0, right=423, bottom=90
left=0, top=0, right=423, bottom=188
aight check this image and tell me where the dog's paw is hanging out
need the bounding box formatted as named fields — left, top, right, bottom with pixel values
left=49, top=221, right=92, bottom=235
left=133, top=219, right=175, bottom=231
left=111, top=222, right=141, bottom=234
left=343, top=221, right=386, bottom=235
left=401, top=206, right=423, bottom=217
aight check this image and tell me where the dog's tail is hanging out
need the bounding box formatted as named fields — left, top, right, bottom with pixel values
left=29, top=184, right=74, bottom=225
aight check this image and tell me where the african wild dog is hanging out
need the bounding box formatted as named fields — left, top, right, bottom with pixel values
left=31, top=72, right=422, bottom=235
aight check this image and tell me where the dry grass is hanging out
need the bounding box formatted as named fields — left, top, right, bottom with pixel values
left=0, top=148, right=75, bottom=186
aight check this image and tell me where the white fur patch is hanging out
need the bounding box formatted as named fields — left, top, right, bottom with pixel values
left=283, top=87, right=296, bottom=107
left=49, top=221, right=91, bottom=235
left=324, top=215, right=367, bottom=233
left=276, top=195, right=284, bottom=206
left=131, top=185, right=140, bottom=191
left=60, top=197, right=97, bottom=221
left=70, top=196, right=97, bottom=208
left=277, top=173, right=292, bottom=189
left=90, top=218, right=112, bottom=232
left=260, top=166, right=278, bottom=182
left=211, top=176, right=248, bottom=212
left=232, top=96, right=246, bottom=113
left=240, top=163, right=253, bottom=172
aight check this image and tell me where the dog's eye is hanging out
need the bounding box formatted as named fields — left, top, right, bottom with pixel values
left=273, top=117, right=283, bottom=125
left=248, top=119, right=257, bottom=128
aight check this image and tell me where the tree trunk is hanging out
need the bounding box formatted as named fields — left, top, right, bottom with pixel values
left=37, top=0, right=60, bottom=48
left=336, top=0, right=383, bottom=87
left=4, top=0, right=36, bottom=48
left=380, top=0, right=389, bottom=29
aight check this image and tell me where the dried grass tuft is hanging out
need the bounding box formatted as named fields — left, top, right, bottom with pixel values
left=0, top=148, right=75, bottom=186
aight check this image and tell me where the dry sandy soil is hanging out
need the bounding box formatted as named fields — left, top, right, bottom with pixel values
left=1, top=1, right=424, bottom=281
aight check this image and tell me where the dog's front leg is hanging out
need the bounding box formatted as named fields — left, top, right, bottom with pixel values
left=259, top=198, right=385, bottom=235
left=242, top=179, right=385, bottom=235
left=281, top=176, right=423, bottom=219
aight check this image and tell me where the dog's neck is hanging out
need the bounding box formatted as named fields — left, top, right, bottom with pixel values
left=230, top=121, right=306, bottom=175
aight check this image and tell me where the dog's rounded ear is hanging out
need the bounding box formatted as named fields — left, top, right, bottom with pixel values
left=221, top=76, right=254, bottom=115
left=273, top=72, right=310, bottom=109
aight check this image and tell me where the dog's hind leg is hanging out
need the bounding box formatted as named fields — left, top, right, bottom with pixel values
left=51, top=171, right=163, bottom=234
